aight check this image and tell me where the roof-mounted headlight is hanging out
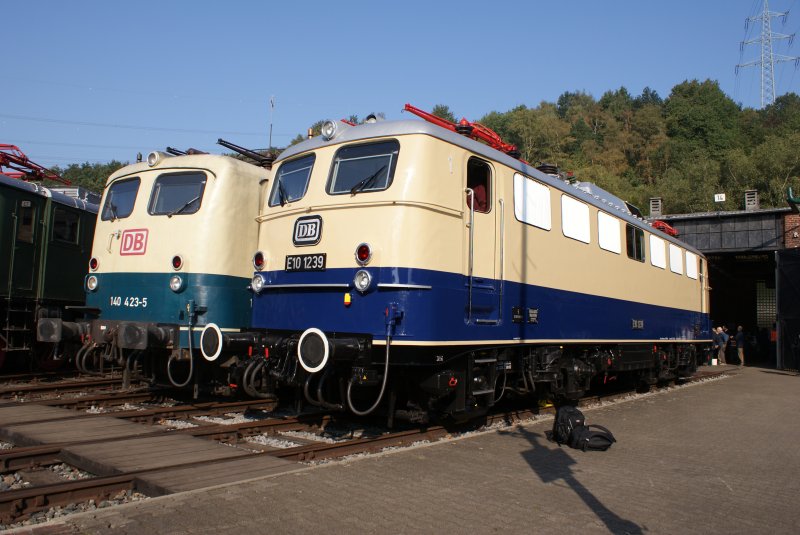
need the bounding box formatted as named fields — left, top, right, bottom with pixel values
left=147, top=151, right=171, bottom=167
left=320, top=120, right=338, bottom=140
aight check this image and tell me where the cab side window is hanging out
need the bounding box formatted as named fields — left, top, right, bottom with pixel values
left=466, top=157, right=491, bottom=213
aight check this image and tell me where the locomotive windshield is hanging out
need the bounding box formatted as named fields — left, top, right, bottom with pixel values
left=327, top=140, right=399, bottom=195
left=148, top=172, right=207, bottom=217
left=101, top=178, right=140, bottom=221
left=268, top=154, right=316, bottom=207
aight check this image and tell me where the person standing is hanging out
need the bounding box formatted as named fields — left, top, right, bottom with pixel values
left=712, top=327, right=721, bottom=365
left=717, top=327, right=729, bottom=365
left=735, top=326, right=745, bottom=367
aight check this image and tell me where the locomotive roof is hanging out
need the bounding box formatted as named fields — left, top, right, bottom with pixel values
left=0, top=173, right=99, bottom=213
left=105, top=153, right=267, bottom=185
left=276, top=119, right=702, bottom=255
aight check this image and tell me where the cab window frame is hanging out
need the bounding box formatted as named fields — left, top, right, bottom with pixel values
left=466, top=157, right=492, bottom=214
left=326, top=139, right=400, bottom=196
left=147, top=172, right=207, bottom=217
left=268, top=153, right=316, bottom=207
left=101, top=177, right=141, bottom=221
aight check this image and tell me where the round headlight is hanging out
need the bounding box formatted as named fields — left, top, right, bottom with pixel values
left=147, top=151, right=161, bottom=167
left=353, top=270, right=372, bottom=293
left=169, top=275, right=185, bottom=292
left=86, top=275, right=98, bottom=292
left=320, top=120, right=337, bottom=140
left=251, top=274, right=265, bottom=293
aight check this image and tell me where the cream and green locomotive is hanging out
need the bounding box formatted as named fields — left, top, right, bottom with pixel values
left=38, top=150, right=269, bottom=390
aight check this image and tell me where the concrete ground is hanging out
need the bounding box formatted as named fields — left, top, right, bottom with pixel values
left=11, top=365, right=800, bottom=535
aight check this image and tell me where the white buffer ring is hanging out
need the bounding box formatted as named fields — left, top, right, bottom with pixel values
left=199, top=323, right=224, bottom=362
left=297, top=327, right=330, bottom=373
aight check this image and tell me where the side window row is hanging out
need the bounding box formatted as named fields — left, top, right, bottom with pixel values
left=514, top=173, right=698, bottom=280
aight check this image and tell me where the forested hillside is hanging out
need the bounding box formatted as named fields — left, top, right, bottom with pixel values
left=471, top=79, right=800, bottom=214
left=54, top=78, right=799, bottom=215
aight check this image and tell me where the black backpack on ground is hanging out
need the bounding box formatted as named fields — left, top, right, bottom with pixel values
left=553, top=405, right=617, bottom=452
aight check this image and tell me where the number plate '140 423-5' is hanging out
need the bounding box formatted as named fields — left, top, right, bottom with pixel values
left=285, top=253, right=326, bottom=272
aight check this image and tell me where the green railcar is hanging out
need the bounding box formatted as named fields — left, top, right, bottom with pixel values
left=0, top=173, right=98, bottom=368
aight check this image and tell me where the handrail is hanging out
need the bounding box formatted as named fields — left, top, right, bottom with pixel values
left=465, top=188, right=475, bottom=324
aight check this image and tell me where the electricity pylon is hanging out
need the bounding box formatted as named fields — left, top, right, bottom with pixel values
left=736, top=0, right=799, bottom=108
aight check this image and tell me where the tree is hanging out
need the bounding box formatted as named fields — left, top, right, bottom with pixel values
left=556, top=90, right=595, bottom=120
left=431, top=104, right=456, bottom=123
left=634, top=87, right=663, bottom=108
left=664, top=79, right=741, bottom=157
left=51, top=161, right=126, bottom=193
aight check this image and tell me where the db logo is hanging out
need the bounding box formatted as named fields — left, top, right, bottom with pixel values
left=120, top=229, right=149, bottom=256
left=293, top=216, right=322, bottom=246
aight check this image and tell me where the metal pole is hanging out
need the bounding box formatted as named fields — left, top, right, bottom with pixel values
left=269, top=96, right=275, bottom=150
left=775, top=250, right=782, bottom=368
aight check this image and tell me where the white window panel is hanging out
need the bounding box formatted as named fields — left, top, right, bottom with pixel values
left=597, top=211, right=621, bottom=254
left=513, top=173, right=551, bottom=230
left=561, top=195, right=590, bottom=244
left=650, top=235, right=666, bottom=269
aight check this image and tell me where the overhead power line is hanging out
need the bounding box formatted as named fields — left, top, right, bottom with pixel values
left=0, top=112, right=264, bottom=137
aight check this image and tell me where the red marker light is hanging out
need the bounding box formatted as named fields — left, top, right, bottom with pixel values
left=253, top=252, right=265, bottom=270
left=172, top=255, right=183, bottom=270
left=355, top=243, right=371, bottom=265
left=89, top=257, right=98, bottom=271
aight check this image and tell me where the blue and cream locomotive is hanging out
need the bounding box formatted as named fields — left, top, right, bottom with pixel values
left=201, top=106, right=712, bottom=420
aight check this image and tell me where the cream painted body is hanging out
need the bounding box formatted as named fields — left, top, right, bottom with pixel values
left=93, top=154, right=268, bottom=278
left=257, top=132, right=708, bottom=317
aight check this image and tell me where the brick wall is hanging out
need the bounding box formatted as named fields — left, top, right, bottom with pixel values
left=785, top=213, right=800, bottom=249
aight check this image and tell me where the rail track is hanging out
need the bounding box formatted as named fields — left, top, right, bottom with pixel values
left=0, top=368, right=733, bottom=528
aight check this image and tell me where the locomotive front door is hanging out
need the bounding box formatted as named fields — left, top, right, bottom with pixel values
left=464, top=157, right=500, bottom=325
left=10, top=199, right=40, bottom=295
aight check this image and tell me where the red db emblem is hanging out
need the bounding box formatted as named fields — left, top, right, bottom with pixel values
left=120, top=229, right=148, bottom=256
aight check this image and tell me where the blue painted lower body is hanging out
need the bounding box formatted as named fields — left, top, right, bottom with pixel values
left=251, top=266, right=711, bottom=344
left=86, top=272, right=251, bottom=347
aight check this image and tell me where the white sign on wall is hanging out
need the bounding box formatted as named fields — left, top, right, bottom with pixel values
left=714, top=193, right=726, bottom=203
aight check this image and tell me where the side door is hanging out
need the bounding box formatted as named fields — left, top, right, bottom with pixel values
left=10, top=196, right=42, bottom=296
left=463, top=157, right=501, bottom=324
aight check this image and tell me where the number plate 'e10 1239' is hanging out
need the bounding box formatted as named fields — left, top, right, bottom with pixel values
left=285, top=253, right=326, bottom=272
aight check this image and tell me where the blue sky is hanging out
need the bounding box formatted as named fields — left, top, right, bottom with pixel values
left=3, top=0, right=799, bottom=169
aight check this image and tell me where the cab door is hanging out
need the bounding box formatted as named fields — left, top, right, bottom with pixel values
left=463, top=157, right=501, bottom=324
left=10, top=198, right=41, bottom=296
